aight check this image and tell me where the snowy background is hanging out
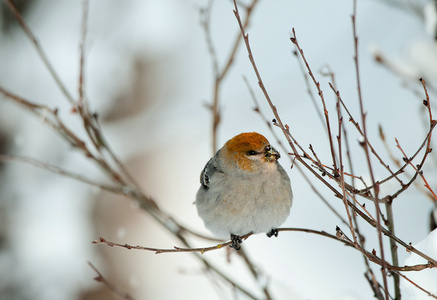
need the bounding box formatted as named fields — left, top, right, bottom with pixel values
left=0, top=0, right=436, bottom=299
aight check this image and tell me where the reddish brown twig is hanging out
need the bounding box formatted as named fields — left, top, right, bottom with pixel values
left=291, top=50, right=325, bottom=128
left=335, top=88, right=358, bottom=243
left=93, top=235, right=251, bottom=254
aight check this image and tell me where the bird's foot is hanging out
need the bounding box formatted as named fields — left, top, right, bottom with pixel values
left=266, top=228, right=279, bottom=238
left=230, top=234, right=242, bottom=250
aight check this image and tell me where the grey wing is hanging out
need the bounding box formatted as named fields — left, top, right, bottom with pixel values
left=200, top=150, right=224, bottom=189
left=200, top=158, right=214, bottom=189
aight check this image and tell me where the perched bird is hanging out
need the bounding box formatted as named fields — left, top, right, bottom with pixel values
left=196, top=132, right=293, bottom=250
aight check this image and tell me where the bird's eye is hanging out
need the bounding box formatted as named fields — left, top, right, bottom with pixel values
left=265, top=145, right=271, bottom=151
left=247, top=150, right=257, bottom=156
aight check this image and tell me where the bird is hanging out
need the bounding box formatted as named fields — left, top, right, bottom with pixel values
left=195, top=132, right=293, bottom=250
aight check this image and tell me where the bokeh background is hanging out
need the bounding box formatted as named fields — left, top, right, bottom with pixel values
left=0, top=0, right=436, bottom=299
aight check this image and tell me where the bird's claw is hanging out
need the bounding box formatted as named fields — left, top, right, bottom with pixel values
left=230, top=234, right=242, bottom=250
left=266, top=228, right=278, bottom=238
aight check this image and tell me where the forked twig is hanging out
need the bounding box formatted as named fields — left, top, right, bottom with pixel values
left=396, top=139, right=437, bottom=201
left=88, top=262, right=136, bottom=300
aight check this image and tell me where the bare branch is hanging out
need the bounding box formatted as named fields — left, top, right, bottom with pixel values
left=93, top=228, right=340, bottom=254
left=4, top=0, right=75, bottom=104
left=93, top=228, right=436, bottom=274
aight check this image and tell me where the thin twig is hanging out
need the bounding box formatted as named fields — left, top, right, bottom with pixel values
left=396, top=139, right=437, bottom=201
left=88, top=262, right=136, bottom=300
left=78, top=0, right=89, bottom=107
left=335, top=89, right=358, bottom=243
left=396, top=271, right=437, bottom=299
left=291, top=50, right=326, bottom=129
left=351, top=2, right=389, bottom=297
left=379, top=125, right=436, bottom=202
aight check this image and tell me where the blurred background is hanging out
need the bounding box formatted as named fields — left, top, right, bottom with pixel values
left=0, top=0, right=436, bottom=299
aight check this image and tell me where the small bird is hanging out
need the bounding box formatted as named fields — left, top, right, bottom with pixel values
left=196, top=132, right=293, bottom=250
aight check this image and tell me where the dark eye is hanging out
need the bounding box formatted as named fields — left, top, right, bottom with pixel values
left=265, top=145, right=271, bottom=152
left=247, top=150, right=257, bottom=156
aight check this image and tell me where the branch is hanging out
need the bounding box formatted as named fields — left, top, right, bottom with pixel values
left=93, top=228, right=340, bottom=254
left=94, top=227, right=436, bottom=274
